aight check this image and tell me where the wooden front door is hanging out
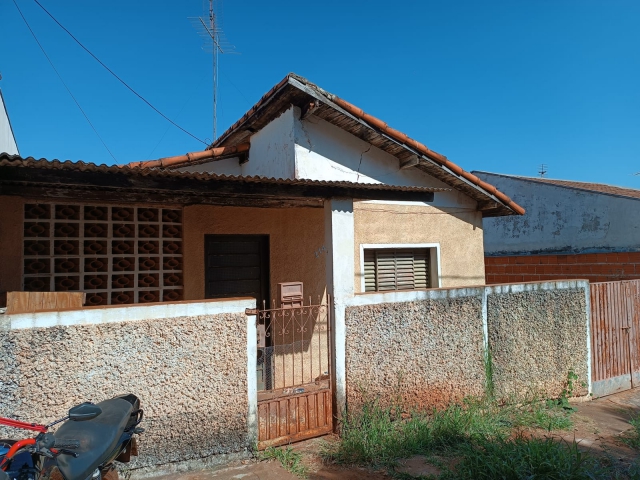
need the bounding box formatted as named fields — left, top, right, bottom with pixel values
left=204, top=234, right=270, bottom=307
left=204, top=234, right=270, bottom=390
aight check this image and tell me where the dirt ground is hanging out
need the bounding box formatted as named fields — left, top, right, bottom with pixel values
left=394, top=388, right=640, bottom=477
left=153, top=388, right=640, bottom=479
left=291, top=436, right=390, bottom=480
left=558, top=387, right=640, bottom=467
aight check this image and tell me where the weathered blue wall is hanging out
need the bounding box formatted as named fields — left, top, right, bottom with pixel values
left=474, top=172, right=640, bottom=255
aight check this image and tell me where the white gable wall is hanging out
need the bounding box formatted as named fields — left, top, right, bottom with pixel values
left=0, top=91, right=19, bottom=156
left=293, top=110, right=476, bottom=209
left=180, top=105, right=476, bottom=209
left=179, top=107, right=296, bottom=178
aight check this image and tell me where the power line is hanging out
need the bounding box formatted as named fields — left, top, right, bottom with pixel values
left=33, top=0, right=208, bottom=146
left=12, top=0, right=118, bottom=162
left=148, top=71, right=209, bottom=158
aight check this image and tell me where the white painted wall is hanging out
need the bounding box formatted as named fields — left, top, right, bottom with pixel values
left=475, top=172, right=640, bottom=255
left=294, top=112, right=476, bottom=209
left=0, top=90, right=19, bottom=155
left=324, top=198, right=355, bottom=417
left=181, top=105, right=477, bottom=210
left=3, top=298, right=256, bottom=330
left=179, top=107, right=296, bottom=179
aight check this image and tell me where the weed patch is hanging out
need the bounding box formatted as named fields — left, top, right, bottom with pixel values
left=440, top=436, right=610, bottom=479
left=620, top=415, right=640, bottom=450
left=323, top=395, right=573, bottom=467
left=260, top=446, right=308, bottom=478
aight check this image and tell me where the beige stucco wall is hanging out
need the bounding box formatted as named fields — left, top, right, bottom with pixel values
left=0, top=195, right=24, bottom=302
left=353, top=201, right=486, bottom=292
left=2, top=197, right=485, bottom=304
left=183, top=205, right=326, bottom=304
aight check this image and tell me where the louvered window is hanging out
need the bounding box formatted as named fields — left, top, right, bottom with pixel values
left=364, top=248, right=430, bottom=292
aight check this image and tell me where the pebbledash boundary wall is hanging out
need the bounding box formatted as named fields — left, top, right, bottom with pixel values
left=0, top=281, right=592, bottom=473
left=343, top=280, right=591, bottom=411
left=0, top=299, right=258, bottom=477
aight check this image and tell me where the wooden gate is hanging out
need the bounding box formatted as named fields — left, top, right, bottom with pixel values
left=590, top=280, right=640, bottom=397
left=249, top=298, right=333, bottom=449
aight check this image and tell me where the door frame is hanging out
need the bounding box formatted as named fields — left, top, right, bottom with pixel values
left=203, top=234, right=270, bottom=307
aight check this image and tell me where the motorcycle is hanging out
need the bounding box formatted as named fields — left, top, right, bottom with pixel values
left=0, top=394, right=143, bottom=480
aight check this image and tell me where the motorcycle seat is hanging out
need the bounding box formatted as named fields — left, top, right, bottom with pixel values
left=55, top=398, right=134, bottom=480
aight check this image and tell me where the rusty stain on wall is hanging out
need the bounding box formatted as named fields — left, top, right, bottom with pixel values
left=345, top=296, right=486, bottom=411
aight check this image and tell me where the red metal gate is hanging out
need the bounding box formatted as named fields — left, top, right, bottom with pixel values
left=590, top=280, right=640, bottom=397
left=249, top=298, right=333, bottom=449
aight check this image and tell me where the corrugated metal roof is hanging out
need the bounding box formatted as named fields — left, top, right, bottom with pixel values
left=0, top=153, right=450, bottom=194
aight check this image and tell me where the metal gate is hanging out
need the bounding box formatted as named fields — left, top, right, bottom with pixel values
left=248, top=298, right=333, bottom=449
left=590, top=280, right=640, bottom=397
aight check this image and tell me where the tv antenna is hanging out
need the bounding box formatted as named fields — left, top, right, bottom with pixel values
left=538, top=164, right=547, bottom=177
left=190, top=0, right=237, bottom=143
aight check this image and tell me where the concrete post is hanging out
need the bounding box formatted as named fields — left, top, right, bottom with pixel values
left=324, top=198, right=355, bottom=418
left=246, top=311, right=258, bottom=447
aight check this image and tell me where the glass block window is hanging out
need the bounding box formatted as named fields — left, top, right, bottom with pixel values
left=23, top=204, right=183, bottom=306
left=364, top=248, right=430, bottom=292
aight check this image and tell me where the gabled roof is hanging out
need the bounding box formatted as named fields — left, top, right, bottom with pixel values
left=210, top=73, right=524, bottom=217
left=474, top=171, right=640, bottom=202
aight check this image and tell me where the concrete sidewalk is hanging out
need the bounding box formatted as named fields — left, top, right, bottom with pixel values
left=560, top=387, right=640, bottom=458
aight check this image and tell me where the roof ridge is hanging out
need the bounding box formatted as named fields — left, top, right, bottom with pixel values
left=473, top=170, right=640, bottom=200
left=474, top=170, right=639, bottom=190
left=210, top=73, right=525, bottom=216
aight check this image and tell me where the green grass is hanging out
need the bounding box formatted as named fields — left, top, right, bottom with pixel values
left=620, top=415, right=640, bottom=450
left=322, top=396, right=573, bottom=467
left=440, top=436, right=610, bottom=480
left=260, top=446, right=309, bottom=478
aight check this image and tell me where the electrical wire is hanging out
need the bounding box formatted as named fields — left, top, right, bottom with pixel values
left=221, top=70, right=253, bottom=107
left=147, top=71, right=209, bottom=158
left=33, top=0, right=208, bottom=146
left=12, top=0, right=118, bottom=162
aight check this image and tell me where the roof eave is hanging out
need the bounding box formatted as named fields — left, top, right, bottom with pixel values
left=0, top=155, right=445, bottom=205
left=212, top=74, right=523, bottom=217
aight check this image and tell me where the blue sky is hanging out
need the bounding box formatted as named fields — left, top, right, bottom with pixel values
left=1, top=1, right=639, bottom=186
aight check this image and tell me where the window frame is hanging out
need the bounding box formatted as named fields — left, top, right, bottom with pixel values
left=359, top=243, right=441, bottom=293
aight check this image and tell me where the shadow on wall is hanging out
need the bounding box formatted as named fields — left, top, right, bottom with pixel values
left=354, top=274, right=487, bottom=290
left=296, top=113, right=449, bottom=188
